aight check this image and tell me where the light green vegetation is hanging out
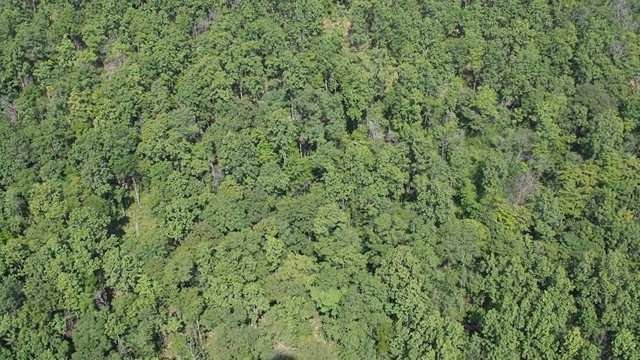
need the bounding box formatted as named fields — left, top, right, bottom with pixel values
left=2, top=0, right=640, bottom=359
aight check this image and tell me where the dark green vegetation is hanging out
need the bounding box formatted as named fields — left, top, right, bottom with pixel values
left=2, top=0, right=640, bottom=359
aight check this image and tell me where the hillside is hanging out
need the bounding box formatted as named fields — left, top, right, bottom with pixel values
left=2, top=0, right=640, bottom=359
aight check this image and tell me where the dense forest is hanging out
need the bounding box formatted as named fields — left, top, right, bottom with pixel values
left=2, top=0, right=640, bottom=358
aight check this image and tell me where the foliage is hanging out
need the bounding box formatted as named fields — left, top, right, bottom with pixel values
left=1, top=0, right=640, bottom=359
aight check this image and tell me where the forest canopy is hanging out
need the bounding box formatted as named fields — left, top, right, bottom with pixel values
left=2, top=0, right=640, bottom=359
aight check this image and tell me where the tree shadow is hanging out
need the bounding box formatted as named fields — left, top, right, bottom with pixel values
left=270, top=354, right=296, bottom=360
left=107, top=215, right=129, bottom=238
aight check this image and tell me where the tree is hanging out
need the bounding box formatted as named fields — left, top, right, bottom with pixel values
left=3, top=0, right=640, bottom=358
